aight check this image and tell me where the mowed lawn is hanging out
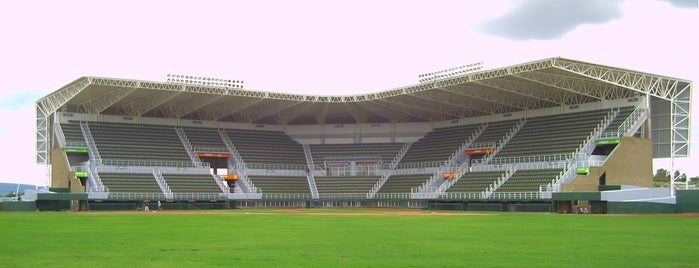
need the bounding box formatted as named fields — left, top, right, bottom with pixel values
left=0, top=209, right=697, bottom=267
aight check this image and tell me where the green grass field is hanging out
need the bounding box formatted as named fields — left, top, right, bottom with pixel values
left=1, top=209, right=698, bottom=267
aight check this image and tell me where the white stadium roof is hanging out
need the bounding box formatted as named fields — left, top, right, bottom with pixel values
left=36, top=57, right=692, bottom=163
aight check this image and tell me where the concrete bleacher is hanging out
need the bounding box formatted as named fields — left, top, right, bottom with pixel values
left=494, top=110, right=609, bottom=159
left=376, top=174, right=431, bottom=194
left=309, top=143, right=404, bottom=166
left=471, top=120, right=517, bottom=146
left=224, top=129, right=306, bottom=167
left=399, top=124, right=480, bottom=165
left=61, top=122, right=86, bottom=146
left=247, top=175, right=311, bottom=194
left=314, top=176, right=380, bottom=195
left=88, top=122, right=192, bottom=164
left=99, top=172, right=162, bottom=193
left=182, top=127, right=228, bottom=151
left=496, top=169, right=563, bottom=192
left=447, top=171, right=504, bottom=193
left=162, top=173, right=222, bottom=193
left=605, top=106, right=635, bottom=135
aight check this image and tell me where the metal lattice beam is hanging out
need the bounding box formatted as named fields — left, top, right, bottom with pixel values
left=36, top=78, right=91, bottom=116
left=315, top=103, right=330, bottom=124
left=343, top=102, right=370, bottom=123
left=516, top=71, right=632, bottom=100
left=116, top=90, right=181, bottom=116
left=404, top=92, right=485, bottom=118
left=438, top=84, right=529, bottom=113
left=195, top=97, right=266, bottom=121
left=378, top=98, right=445, bottom=121
left=552, top=58, right=691, bottom=101
left=274, top=102, right=316, bottom=124
left=473, top=78, right=568, bottom=108
left=356, top=101, right=410, bottom=122
left=77, top=87, right=136, bottom=114
left=230, top=99, right=303, bottom=122
left=153, top=94, right=224, bottom=119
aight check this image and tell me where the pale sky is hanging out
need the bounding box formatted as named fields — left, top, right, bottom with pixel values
left=0, top=0, right=697, bottom=186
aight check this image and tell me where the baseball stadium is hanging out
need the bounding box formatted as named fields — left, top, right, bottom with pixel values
left=19, top=57, right=697, bottom=214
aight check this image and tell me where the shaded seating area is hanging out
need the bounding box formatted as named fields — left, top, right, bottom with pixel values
left=182, top=127, right=228, bottom=151
left=376, top=174, right=431, bottom=194
left=247, top=176, right=311, bottom=194
left=399, top=124, right=481, bottom=166
left=309, top=143, right=404, bottom=166
left=89, top=122, right=192, bottom=164
left=225, top=129, right=306, bottom=168
left=494, top=110, right=609, bottom=159
left=60, top=122, right=86, bottom=146
left=99, top=172, right=162, bottom=193
left=446, top=171, right=504, bottom=193
left=314, top=176, right=380, bottom=195
left=496, top=169, right=563, bottom=192
left=162, top=173, right=222, bottom=193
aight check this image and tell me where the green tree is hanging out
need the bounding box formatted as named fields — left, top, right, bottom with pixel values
left=653, top=168, right=669, bottom=182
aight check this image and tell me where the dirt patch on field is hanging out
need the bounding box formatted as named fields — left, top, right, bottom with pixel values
left=79, top=208, right=494, bottom=216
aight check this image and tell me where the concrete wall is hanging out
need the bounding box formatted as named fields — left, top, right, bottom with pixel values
left=564, top=136, right=653, bottom=192
left=50, top=148, right=71, bottom=188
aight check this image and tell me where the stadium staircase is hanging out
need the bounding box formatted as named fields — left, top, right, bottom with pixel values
left=544, top=104, right=649, bottom=194
left=474, top=118, right=526, bottom=167
left=302, top=144, right=319, bottom=199
left=412, top=123, right=487, bottom=198
left=483, top=167, right=515, bottom=198
left=79, top=122, right=106, bottom=193
left=152, top=169, right=174, bottom=199
left=367, top=142, right=413, bottom=199
left=175, top=127, right=204, bottom=167
left=219, top=129, right=260, bottom=198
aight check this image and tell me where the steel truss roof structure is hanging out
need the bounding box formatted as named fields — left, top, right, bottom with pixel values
left=36, top=57, right=692, bottom=164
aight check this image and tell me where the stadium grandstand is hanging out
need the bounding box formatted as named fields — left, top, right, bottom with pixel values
left=31, top=57, right=696, bottom=213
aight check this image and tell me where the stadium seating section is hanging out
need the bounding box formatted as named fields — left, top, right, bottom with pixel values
left=64, top=106, right=634, bottom=196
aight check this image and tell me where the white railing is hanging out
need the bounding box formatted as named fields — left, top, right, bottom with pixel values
left=488, top=192, right=541, bottom=199
left=477, top=153, right=572, bottom=165
left=366, top=142, right=414, bottom=199
left=152, top=169, right=174, bottom=200
left=450, top=123, right=488, bottom=164
left=413, top=123, right=489, bottom=195
left=192, top=146, right=229, bottom=153
left=212, top=174, right=231, bottom=193
left=483, top=166, right=515, bottom=198
left=302, top=144, right=319, bottom=199
left=395, top=161, right=448, bottom=170
left=480, top=119, right=526, bottom=165
left=54, top=120, right=67, bottom=148
left=80, top=122, right=102, bottom=161
left=219, top=129, right=259, bottom=194
left=540, top=161, right=576, bottom=197
left=438, top=192, right=486, bottom=200
left=175, top=127, right=203, bottom=167
left=618, top=104, right=649, bottom=137
left=436, top=163, right=471, bottom=193
left=466, top=142, right=497, bottom=150
left=573, top=109, right=618, bottom=158
left=389, top=142, right=413, bottom=169
left=97, top=159, right=207, bottom=168
left=87, top=161, right=105, bottom=191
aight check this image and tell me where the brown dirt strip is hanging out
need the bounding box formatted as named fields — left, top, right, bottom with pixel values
left=76, top=209, right=495, bottom=216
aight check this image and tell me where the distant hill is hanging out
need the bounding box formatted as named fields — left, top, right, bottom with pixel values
left=0, top=183, right=36, bottom=196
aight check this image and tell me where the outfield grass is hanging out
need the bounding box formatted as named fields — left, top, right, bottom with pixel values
left=1, top=209, right=698, bottom=267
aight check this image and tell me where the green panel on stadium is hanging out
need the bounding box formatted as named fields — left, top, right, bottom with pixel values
left=595, top=138, right=620, bottom=145
left=74, top=172, right=88, bottom=178
left=64, top=148, right=89, bottom=153
left=575, top=167, right=590, bottom=175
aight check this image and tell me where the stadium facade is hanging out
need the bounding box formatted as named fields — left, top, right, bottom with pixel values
left=30, top=57, right=697, bottom=213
